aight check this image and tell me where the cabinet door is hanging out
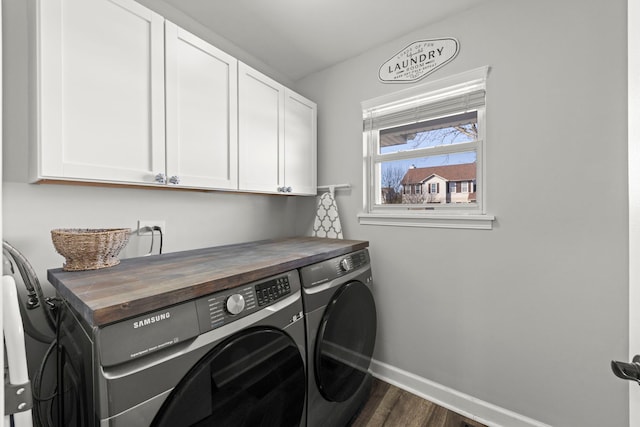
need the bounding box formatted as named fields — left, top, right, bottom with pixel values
left=284, top=90, right=317, bottom=195
left=165, top=22, right=238, bottom=190
left=238, top=63, right=285, bottom=193
left=37, top=0, right=165, bottom=184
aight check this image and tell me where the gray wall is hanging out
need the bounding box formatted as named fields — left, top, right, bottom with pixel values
left=3, top=0, right=630, bottom=425
left=295, top=0, right=629, bottom=426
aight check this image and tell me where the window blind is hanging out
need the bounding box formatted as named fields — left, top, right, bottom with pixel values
left=363, top=87, right=485, bottom=132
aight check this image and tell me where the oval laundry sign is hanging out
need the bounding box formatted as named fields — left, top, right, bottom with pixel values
left=379, top=38, right=460, bottom=83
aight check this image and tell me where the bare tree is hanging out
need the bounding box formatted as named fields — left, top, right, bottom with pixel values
left=381, top=166, right=405, bottom=204
left=409, top=123, right=478, bottom=149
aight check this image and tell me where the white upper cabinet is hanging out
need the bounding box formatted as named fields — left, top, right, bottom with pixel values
left=34, top=0, right=316, bottom=195
left=238, top=63, right=317, bottom=195
left=238, top=63, right=284, bottom=193
left=36, top=0, right=166, bottom=184
left=165, top=22, right=238, bottom=190
left=284, top=90, right=317, bottom=195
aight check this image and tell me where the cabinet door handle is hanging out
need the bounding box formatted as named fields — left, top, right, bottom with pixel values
left=155, top=173, right=167, bottom=184
left=168, top=175, right=181, bottom=185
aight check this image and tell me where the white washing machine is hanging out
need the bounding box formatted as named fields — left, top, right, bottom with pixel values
left=299, top=249, right=377, bottom=427
left=56, top=270, right=307, bottom=426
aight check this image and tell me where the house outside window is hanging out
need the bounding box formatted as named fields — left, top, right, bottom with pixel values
left=359, top=66, right=494, bottom=229
left=403, top=164, right=476, bottom=204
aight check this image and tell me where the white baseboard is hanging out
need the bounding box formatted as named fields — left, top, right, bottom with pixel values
left=369, top=359, right=552, bottom=427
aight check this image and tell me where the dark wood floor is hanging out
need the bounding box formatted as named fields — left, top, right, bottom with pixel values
left=349, top=379, right=488, bottom=427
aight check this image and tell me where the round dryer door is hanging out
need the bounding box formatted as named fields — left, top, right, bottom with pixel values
left=152, top=327, right=305, bottom=427
left=315, top=281, right=377, bottom=402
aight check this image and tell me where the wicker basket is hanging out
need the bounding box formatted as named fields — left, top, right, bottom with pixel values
left=51, top=228, right=131, bottom=271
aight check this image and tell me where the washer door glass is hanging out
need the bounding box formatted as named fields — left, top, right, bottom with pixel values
left=315, top=281, right=377, bottom=402
left=152, top=327, right=305, bottom=427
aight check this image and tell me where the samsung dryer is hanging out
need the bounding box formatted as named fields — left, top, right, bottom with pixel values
left=299, top=249, right=377, bottom=427
left=56, top=270, right=307, bottom=427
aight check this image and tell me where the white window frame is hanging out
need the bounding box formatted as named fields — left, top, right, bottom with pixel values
left=358, top=66, right=495, bottom=230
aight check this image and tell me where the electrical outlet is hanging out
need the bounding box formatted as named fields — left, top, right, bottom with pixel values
left=137, top=220, right=166, bottom=236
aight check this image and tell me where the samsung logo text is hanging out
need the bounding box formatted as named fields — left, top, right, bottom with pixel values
left=133, top=312, right=171, bottom=329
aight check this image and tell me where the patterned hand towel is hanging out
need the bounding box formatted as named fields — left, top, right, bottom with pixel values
left=312, top=192, right=343, bottom=239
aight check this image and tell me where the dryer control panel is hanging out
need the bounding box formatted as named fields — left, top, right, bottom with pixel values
left=300, top=249, right=370, bottom=288
left=195, top=270, right=300, bottom=333
left=256, top=276, right=291, bottom=306
left=198, top=285, right=258, bottom=330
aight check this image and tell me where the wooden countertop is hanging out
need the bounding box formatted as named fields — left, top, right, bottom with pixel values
left=48, top=236, right=368, bottom=328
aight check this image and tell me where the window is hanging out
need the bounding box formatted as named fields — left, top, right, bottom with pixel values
left=359, top=67, right=494, bottom=229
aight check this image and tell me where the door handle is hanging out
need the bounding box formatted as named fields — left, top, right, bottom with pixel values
left=611, top=355, right=640, bottom=384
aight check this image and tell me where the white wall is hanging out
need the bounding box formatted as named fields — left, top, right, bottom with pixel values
left=629, top=0, right=640, bottom=425
left=1, top=0, right=4, bottom=423
left=295, top=0, right=628, bottom=426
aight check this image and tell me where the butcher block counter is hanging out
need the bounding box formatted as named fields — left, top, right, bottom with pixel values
left=48, top=236, right=368, bottom=328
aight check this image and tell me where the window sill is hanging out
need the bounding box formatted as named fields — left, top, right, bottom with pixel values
left=357, top=212, right=495, bottom=230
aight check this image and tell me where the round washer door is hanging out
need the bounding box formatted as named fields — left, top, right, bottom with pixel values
left=152, top=327, right=305, bottom=427
left=315, top=281, right=377, bottom=402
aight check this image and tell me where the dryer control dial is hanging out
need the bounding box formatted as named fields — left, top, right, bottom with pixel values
left=339, top=258, right=353, bottom=272
left=225, top=294, right=246, bottom=315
